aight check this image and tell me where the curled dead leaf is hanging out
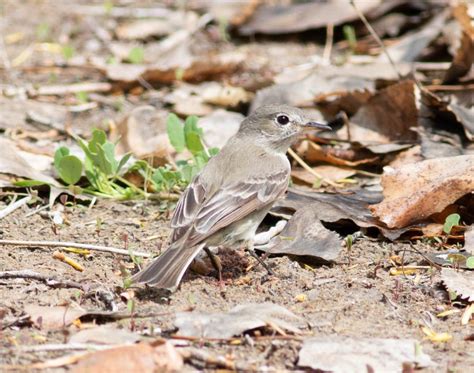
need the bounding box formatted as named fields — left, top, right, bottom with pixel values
left=71, top=341, right=183, bottom=373
left=370, top=155, right=474, bottom=228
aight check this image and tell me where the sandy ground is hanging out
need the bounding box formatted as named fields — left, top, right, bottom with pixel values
left=1, top=199, right=473, bottom=371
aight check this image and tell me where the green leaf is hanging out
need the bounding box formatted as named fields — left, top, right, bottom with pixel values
left=54, top=147, right=70, bottom=170
left=343, top=25, right=357, bottom=50
left=57, top=155, right=83, bottom=185
left=89, top=129, right=107, bottom=153
left=208, top=147, right=219, bottom=157
left=186, top=132, right=204, bottom=155
left=194, top=153, right=208, bottom=169
left=466, top=256, right=474, bottom=269
left=75, top=91, right=88, bottom=104
left=184, top=115, right=201, bottom=135
left=128, top=46, right=145, bottom=64
left=61, top=44, right=75, bottom=61
left=95, top=142, right=115, bottom=175
left=180, top=164, right=198, bottom=183
left=443, top=213, right=461, bottom=234
left=184, top=116, right=205, bottom=155
left=117, top=153, right=132, bottom=174
left=167, top=114, right=185, bottom=153
left=13, top=180, right=48, bottom=187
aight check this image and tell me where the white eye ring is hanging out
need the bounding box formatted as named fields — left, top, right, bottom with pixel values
left=276, top=114, right=290, bottom=125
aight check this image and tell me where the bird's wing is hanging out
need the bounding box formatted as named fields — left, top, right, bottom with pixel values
left=170, top=167, right=289, bottom=247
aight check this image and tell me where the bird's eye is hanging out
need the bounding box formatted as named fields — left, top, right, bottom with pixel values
left=276, top=114, right=290, bottom=125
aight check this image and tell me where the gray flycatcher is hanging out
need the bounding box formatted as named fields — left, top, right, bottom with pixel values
left=132, top=104, right=330, bottom=290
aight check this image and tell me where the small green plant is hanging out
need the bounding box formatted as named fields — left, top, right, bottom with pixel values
left=443, top=213, right=461, bottom=235
left=128, top=46, right=145, bottom=64
left=154, top=114, right=218, bottom=187
left=343, top=25, right=357, bottom=51
left=54, top=129, right=134, bottom=198
left=54, top=147, right=83, bottom=185
left=75, top=91, right=88, bottom=104
left=466, top=256, right=474, bottom=269
left=52, top=114, right=215, bottom=199
left=61, top=44, right=75, bottom=61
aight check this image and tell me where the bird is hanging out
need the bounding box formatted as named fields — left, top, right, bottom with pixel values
left=132, top=104, right=331, bottom=291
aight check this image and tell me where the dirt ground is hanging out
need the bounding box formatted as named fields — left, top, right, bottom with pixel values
left=1, top=199, right=473, bottom=371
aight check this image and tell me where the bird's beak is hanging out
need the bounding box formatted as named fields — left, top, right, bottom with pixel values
left=301, top=121, right=332, bottom=131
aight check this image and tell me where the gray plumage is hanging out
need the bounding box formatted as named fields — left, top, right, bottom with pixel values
left=132, top=104, right=330, bottom=290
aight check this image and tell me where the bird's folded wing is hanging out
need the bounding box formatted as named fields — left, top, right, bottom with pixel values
left=170, top=169, right=289, bottom=247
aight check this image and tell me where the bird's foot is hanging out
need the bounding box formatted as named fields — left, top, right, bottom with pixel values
left=246, top=248, right=274, bottom=276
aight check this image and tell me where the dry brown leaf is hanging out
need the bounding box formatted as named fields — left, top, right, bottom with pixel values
left=0, top=137, right=59, bottom=186
left=443, top=3, right=474, bottom=83
left=346, top=80, right=419, bottom=144
left=71, top=341, right=183, bottom=373
left=115, top=12, right=198, bottom=40
left=370, top=155, right=474, bottom=228
left=199, top=109, right=243, bottom=149
left=105, top=50, right=243, bottom=84
left=273, top=187, right=414, bottom=241
left=298, top=337, right=433, bottom=371
left=441, top=268, right=474, bottom=302
left=446, top=97, right=474, bottom=141
left=377, top=9, right=449, bottom=63
left=69, top=326, right=140, bottom=345
left=165, top=82, right=252, bottom=113
left=115, top=106, right=171, bottom=164
left=175, top=303, right=305, bottom=338
left=303, top=142, right=378, bottom=167
left=292, top=166, right=356, bottom=185
left=238, top=0, right=381, bottom=35
left=0, top=98, right=68, bottom=132
left=387, top=145, right=423, bottom=168
left=261, top=205, right=342, bottom=263
left=25, top=305, right=87, bottom=330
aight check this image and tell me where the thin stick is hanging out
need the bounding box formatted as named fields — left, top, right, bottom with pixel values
left=0, top=239, right=152, bottom=257
left=322, top=23, right=334, bottom=64
left=349, top=0, right=402, bottom=80
left=287, top=148, right=339, bottom=188
left=0, top=343, right=110, bottom=354
left=0, top=195, right=31, bottom=219
left=0, top=270, right=83, bottom=289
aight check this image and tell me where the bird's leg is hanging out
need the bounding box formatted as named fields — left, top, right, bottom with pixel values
left=246, top=243, right=274, bottom=276
left=204, top=247, right=223, bottom=284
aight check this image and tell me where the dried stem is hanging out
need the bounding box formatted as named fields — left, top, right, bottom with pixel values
left=349, top=0, right=402, bottom=80
left=0, top=240, right=152, bottom=257
left=287, top=148, right=339, bottom=188
left=0, top=270, right=83, bottom=289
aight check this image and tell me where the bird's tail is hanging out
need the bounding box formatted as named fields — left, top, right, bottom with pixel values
left=132, top=243, right=205, bottom=291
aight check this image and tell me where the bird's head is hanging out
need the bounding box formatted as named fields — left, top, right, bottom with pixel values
left=239, top=104, right=331, bottom=152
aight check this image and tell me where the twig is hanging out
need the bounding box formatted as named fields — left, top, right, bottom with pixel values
left=424, top=84, right=474, bottom=92
left=0, top=343, right=110, bottom=354
left=181, top=348, right=249, bottom=371
left=287, top=148, right=339, bottom=188
left=0, top=240, right=152, bottom=257
left=350, top=0, right=401, bottom=80
left=322, top=23, right=334, bottom=64
left=0, top=270, right=83, bottom=289
left=340, top=111, right=351, bottom=143
left=0, top=195, right=31, bottom=219
left=28, top=82, right=112, bottom=97
left=0, top=31, right=11, bottom=69
left=148, top=192, right=181, bottom=202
